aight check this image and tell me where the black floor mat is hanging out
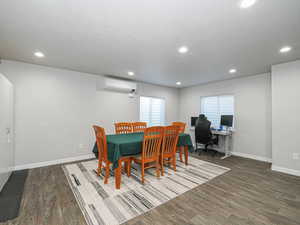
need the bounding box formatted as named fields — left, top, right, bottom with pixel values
left=0, top=170, right=28, bottom=222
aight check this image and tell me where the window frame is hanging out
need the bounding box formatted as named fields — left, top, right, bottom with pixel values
left=139, top=95, right=166, bottom=127
left=200, top=94, right=235, bottom=128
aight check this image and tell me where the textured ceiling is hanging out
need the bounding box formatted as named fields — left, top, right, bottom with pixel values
left=0, top=0, right=300, bottom=87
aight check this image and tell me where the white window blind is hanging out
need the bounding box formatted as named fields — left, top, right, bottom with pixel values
left=201, top=95, right=234, bottom=128
left=140, top=96, right=165, bottom=127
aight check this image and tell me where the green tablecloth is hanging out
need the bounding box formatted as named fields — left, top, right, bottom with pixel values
left=92, top=132, right=194, bottom=169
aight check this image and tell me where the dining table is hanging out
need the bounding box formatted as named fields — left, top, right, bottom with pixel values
left=92, top=132, right=194, bottom=189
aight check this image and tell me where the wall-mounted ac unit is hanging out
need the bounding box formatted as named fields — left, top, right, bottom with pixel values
left=97, top=77, right=137, bottom=93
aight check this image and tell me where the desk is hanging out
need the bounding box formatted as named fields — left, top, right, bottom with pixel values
left=211, top=130, right=233, bottom=159
left=190, top=127, right=233, bottom=159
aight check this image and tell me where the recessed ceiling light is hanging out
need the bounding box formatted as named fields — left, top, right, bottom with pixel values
left=279, top=46, right=292, bottom=53
left=176, top=81, right=181, bottom=85
left=240, top=0, right=257, bottom=8
left=128, top=71, right=135, bottom=76
left=229, top=69, right=237, bottom=74
left=34, top=51, right=45, bottom=58
left=178, top=46, right=189, bottom=54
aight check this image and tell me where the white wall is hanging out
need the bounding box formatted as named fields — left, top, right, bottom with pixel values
left=179, top=73, right=272, bottom=160
left=0, top=60, right=179, bottom=167
left=3, top=58, right=299, bottom=176
left=0, top=73, right=14, bottom=191
left=272, top=60, right=300, bottom=174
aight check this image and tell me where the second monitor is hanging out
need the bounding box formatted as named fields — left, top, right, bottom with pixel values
left=220, top=115, right=233, bottom=127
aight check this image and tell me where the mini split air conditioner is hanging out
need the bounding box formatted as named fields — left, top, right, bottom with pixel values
left=96, top=77, right=137, bottom=93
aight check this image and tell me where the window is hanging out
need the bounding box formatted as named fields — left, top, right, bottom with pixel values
left=200, top=95, right=234, bottom=128
left=140, top=96, right=165, bottom=127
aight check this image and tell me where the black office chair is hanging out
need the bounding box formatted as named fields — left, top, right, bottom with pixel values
left=195, top=119, right=218, bottom=156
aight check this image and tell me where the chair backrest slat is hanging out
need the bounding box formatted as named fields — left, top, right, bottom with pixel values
left=142, top=126, right=164, bottom=161
left=162, top=126, right=180, bottom=156
left=115, top=122, right=133, bottom=134
left=93, top=125, right=108, bottom=161
left=132, top=122, right=147, bottom=133
left=172, top=122, right=186, bottom=133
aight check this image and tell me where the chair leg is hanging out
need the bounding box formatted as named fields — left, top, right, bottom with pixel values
left=127, top=159, right=131, bottom=177
left=104, top=162, right=110, bottom=184
left=208, top=145, right=214, bottom=156
left=115, top=161, right=122, bottom=189
left=161, top=156, right=164, bottom=176
left=184, top=146, right=189, bottom=165
left=156, top=160, right=160, bottom=178
left=97, top=159, right=102, bottom=176
left=172, top=155, right=176, bottom=172
left=204, top=144, right=208, bottom=152
left=123, top=161, right=127, bottom=174
left=198, top=148, right=202, bottom=155
left=214, top=150, right=218, bottom=157
left=141, top=163, right=145, bottom=184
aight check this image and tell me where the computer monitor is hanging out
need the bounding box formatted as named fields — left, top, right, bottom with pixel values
left=221, top=115, right=233, bottom=127
left=191, top=117, right=198, bottom=126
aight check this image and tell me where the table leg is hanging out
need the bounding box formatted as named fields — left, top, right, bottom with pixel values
left=115, top=161, right=122, bottom=189
left=221, top=135, right=231, bottom=160
left=184, top=146, right=189, bottom=165
left=221, top=154, right=231, bottom=160
left=179, top=147, right=183, bottom=162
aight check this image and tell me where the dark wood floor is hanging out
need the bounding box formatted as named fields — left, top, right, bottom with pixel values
left=2, top=152, right=300, bottom=225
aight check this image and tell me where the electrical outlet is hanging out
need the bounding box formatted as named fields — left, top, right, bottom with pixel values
left=292, top=153, right=299, bottom=160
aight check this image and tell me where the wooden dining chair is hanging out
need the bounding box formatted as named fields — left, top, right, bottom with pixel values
left=93, top=125, right=110, bottom=184
left=132, top=122, right=147, bottom=133
left=115, top=122, right=133, bottom=134
left=131, top=126, right=164, bottom=184
left=93, top=125, right=131, bottom=186
left=172, top=122, right=186, bottom=162
left=161, top=126, right=180, bottom=176
left=172, top=122, right=186, bottom=133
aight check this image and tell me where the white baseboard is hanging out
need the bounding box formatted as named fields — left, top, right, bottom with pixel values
left=231, top=152, right=272, bottom=163
left=271, top=165, right=300, bottom=177
left=14, top=154, right=95, bottom=171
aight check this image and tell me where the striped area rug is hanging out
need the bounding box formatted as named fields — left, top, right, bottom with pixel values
left=63, top=157, right=230, bottom=225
